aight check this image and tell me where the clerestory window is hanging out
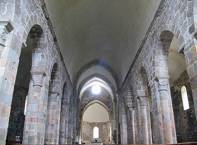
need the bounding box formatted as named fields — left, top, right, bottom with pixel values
left=181, top=86, right=190, bottom=110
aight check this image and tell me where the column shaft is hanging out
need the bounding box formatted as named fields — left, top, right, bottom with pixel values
left=120, top=103, right=127, bottom=145
left=23, top=73, right=46, bottom=144
left=138, top=95, right=152, bottom=144
left=0, top=21, right=18, bottom=145
left=45, top=93, right=61, bottom=144
left=59, top=97, right=69, bottom=144
left=158, top=78, right=177, bottom=143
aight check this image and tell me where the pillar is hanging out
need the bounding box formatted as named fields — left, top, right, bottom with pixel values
left=64, top=107, right=70, bottom=144
left=0, top=21, right=18, bottom=145
left=23, top=71, right=46, bottom=144
left=59, top=94, right=70, bottom=144
left=137, top=90, right=152, bottom=144
left=131, top=106, right=137, bottom=144
left=154, top=46, right=177, bottom=144
left=111, top=119, right=117, bottom=143
left=127, top=97, right=137, bottom=144
left=151, top=80, right=164, bottom=143
left=22, top=46, right=47, bottom=144
left=72, top=99, right=78, bottom=143
left=66, top=97, right=74, bottom=144
left=185, top=42, right=197, bottom=119
left=120, top=101, right=128, bottom=145
left=156, top=78, right=177, bottom=143
left=45, top=90, right=61, bottom=144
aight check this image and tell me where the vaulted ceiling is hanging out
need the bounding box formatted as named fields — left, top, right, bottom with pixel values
left=44, top=0, right=161, bottom=84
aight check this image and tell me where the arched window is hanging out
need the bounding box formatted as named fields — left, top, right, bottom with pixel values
left=181, top=86, right=190, bottom=110
left=93, top=126, right=99, bottom=139
left=24, top=97, right=28, bottom=115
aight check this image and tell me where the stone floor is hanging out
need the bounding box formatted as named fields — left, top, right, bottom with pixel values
left=5, top=143, right=197, bottom=145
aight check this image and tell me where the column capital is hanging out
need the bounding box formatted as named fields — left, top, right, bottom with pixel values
left=31, top=71, right=45, bottom=87
left=127, top=100, right=133, bottom=109
left=136, top=89, right=146, bottom=97
left=157, top=78, right=170, bottom=91
left=31, top=66, right=46, bottom=76
left=0, top=21, right=13, bottom=47
left=49, top=82, right=61, bottom=95
left=49, top=91, right=60, bottom=97
left=0, top=21, right=13, bottom=32
left=127, top=98, right=138, bottom=110
left=153, top=73, right=169, bottom=81
left=138, top=96, right=149, bottom=107
left=136, top=90, right=149, bottom=106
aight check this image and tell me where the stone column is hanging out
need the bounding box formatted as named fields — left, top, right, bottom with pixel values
left=154, top=47, right=177, bottom=144
left=72, top=101, right=78, bottom=143
left=59, top=95, right=70, bottom=144
left=190, top=78, right=197, bottom=120
left=185, top=43, right=197, bottom=119
left=137, top=90, right=152, bottom=144
left=121, top=107, right=128, bottom=144
left=0, top=21, right=17, bottom=145
left=131, top=107, right=137, bottom=144
left=126, top=110, right=132, bottom=144
left=67, top=99, right=74, bottom=144
left=150, top=80, right=164, bottom=144
left=157, top=78, right=177, bottom=143
left=114, top=96, right=119, bottom=144
left=45, top=90, right=61, bottom=144
left=127, top=98, right=137, bottom=144
left=23, top=71, right=46, bottom=144
left=23, top=48, right=47, bottom=145
left=64, top=107, right=70, bottom=144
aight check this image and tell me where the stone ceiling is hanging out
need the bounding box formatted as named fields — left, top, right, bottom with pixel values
left=80, top=89, right=113, bottom=114
left=44, top=0, right=161, bottom=84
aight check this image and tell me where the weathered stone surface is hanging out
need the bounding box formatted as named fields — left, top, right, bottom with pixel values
left=0, top=0, right=73, bottom=145
left=120, top=0, right=197, bottom=144
left=1, top=0, right=197, bottom=145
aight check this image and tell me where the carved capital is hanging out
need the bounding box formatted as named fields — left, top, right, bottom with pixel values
left=154, top=78, right=171, bottom=101
left=138, top=96, right=149, bottom=107
left=49, top=88, right=61, bottom=96
left=157, top=78, right=170, bottom=91
left=0, top=21, right=13, bottom=47
left=49, top=92, right=61, bottom=100
left=31, top=72, right=45, bottom=87
left=136, top=89, right=146, bottom=97
left=127, top=98, right=137, bottom=110
left=127, top=100, right=133, bottom=108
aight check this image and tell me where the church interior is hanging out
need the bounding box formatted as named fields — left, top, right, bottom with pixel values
left=0, top=0, right=197, bottom=145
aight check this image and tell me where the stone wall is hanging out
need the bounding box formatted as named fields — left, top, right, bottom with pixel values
left=81, top=121, right=111, bottom=144
left=1, top=0, right=197, bottom=145
left=120, top=0, right=197, bottom=144
left=171, top=71, right=197, bottom=142
left=0, top=0, right=74, bottom=145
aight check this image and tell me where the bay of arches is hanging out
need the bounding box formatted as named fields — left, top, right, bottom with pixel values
left=6, top=25, right=44, bottom=144
left=161, top=31, right=197, bottom=143
left=6, top=25, right=66, bottom=145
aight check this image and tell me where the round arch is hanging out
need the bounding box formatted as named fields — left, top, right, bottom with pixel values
left=79, top=77, right=114, bottom=100
left=159, top=30, right=197, bottom=143
left=6, top=24, right=45, bottom=144
left=74, top=59, right=119, bottom=89
left=81, top=100, right=111, bottom=120
left=80, top=101, right=112, bottom=144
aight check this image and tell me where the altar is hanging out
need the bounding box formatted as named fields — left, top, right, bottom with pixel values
left=91, top=138, right=103, bottom=145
